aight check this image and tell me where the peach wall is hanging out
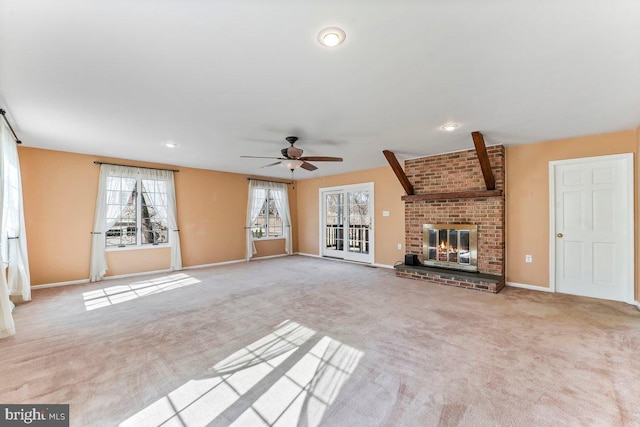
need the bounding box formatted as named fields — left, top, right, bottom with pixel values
left=106, top=248, right=171, bottom=276
left=506, top=130, right=637, bottom=298
left=18, top=147, right=294, bottom=285
left=19, top=148, right=99, bottom=284
left=253, top=239, right=286, bottom=258
left=175, top=167, right=247, bottom=267
left=295, top=166, right=406, bottom=267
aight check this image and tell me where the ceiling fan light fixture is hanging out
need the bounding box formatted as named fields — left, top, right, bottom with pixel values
left=282, top=159, right=304, bottom=170
left=441, top=123, right=459, bottom=132
left=317, top=27, right=346, bottom=47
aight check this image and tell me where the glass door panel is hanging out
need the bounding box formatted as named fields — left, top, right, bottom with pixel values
left=347, top=191, right=370, bottom=255
left=323, top=192, right=344, bottom=257
left=321, top=184, right=374, bottom=264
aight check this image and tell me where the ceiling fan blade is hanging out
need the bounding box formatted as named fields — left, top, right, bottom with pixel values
left=241, top=156, right=286, bottom=160
left=298, top=156, right=343, bottom=162
left=261, top=161, right=282, bottom=168
left=300, top=162, right=318, bottom=171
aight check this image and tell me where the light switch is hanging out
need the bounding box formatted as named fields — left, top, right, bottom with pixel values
left=382, top=211, right=390, bottom=217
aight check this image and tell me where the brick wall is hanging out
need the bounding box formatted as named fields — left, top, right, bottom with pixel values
left=406, top=145, right=505, bottom=193
left=404, top=145, right=505, bottom=276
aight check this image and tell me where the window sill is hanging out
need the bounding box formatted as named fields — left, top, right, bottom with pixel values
left=252, top=237, right=285, bottom=241
left=106, top=244, right=170, bottom=252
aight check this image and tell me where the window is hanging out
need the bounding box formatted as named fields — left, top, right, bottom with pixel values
left=251, top=190, right=283, bottom=239
left=91, top=164, right=181, bottom=282
left=245, top=179, right=291, bottom=260
left=105, top=176, right=168, bottom=247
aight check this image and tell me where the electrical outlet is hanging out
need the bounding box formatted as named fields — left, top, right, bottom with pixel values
left=397, top=243, right=402, bottom=250
left=525, top=255, right=532, bottom=263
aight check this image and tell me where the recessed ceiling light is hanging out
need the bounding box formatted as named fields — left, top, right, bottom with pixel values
left=317, top=27, right=346, bottom=47
left=441, top=123, right=459, bottom=132
left=164, top=142, right=178, bottom=148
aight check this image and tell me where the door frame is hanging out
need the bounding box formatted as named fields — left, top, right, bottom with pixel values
left=548, top=153, right=634, bottom=303
left=318, top=182, right=375, bottom=264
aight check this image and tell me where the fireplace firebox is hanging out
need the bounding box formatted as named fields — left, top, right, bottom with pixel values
left=423, top=224, right=478, bottom=272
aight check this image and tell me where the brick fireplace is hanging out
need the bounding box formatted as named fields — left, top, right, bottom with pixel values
left=395, top=145, right=505, bottom=292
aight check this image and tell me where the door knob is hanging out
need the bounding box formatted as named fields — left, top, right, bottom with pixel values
left=557, top=233, right=563, bottom=238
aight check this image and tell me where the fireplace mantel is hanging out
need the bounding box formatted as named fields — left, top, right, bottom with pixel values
left=402, top=189, right=502, bottom=202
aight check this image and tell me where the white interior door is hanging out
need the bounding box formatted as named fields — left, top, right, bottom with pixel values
left=320, top=183, right=374, bottom=263
left=550, top=154, right=633, bottom=302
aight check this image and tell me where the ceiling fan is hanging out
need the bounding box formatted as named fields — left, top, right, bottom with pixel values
left=241, top=136, right=343, bottom=171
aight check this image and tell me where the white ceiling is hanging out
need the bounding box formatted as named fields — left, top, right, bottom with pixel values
left=1, top=0, right=639, bottom=179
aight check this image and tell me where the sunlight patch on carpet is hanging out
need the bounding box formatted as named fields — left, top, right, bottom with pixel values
left=120, top=320, right=363, bottom=427
left=82, top=273, right=201, bottom=311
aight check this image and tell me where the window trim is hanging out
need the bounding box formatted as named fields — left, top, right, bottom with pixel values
left=252, top=236, right=286, bottom=242
left=105, top=175, right=169, bottom=248
left=105, top=243, right=170, bottom=252
left=251, top=189, right=284, bottom=241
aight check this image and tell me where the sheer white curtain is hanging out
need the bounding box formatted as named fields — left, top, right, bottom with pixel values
left=245, top=180, right=292, bottom=260
left=245, top=181, right=266, bottom=261
left=1, top=127, right=31, bottom=303
left=0, top=118, right=28, bottom=338
left=89, top=165, right=137, bottom=282
left=263, top=181, right=292, bottom=255
left=142, top=169, right=182, bottom=271
left=0, top=151, right=14, bottom=338
left=0, top=265, right=15, bottom=338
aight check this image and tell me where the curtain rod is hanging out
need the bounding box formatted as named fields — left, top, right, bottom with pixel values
left=93, top=161, right=179, bottom=173
left=0, top=109, right=22, bottom=144
left=247, top=177, right=292, bottom=185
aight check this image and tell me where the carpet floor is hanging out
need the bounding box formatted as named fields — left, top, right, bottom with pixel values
left=1, top=255, right=639, bottom=426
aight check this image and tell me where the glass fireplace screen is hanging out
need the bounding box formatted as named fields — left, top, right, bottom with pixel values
left=422, top=224, right=478, bottom=272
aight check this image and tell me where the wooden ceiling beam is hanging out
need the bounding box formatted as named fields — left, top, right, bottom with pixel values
left=471, top=131, right=496, bottom=191
left=382, top=150, right=414, bottom=195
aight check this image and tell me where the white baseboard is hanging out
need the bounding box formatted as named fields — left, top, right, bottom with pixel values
left=32, top=268, right=176, bottom=289
left=32, top=278, right=91, bottom=290
left=182, top=259, right=245, bottom=270
left=250, top=253, right=290, bottom=261
left=506, top=281, right=554, bottom=292
left=295, top=252, right=391, bottom=269
left=373, top=263, right=394, bottom=270
left=294, top=252, right=321, bottom=258
left=33, top=260, right=246, bottom=289
left=104, top=268, right=175, bottom=281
